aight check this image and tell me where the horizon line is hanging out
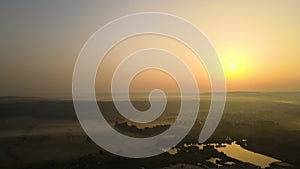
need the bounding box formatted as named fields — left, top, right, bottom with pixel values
left=1, top=90, right=300, bottom=101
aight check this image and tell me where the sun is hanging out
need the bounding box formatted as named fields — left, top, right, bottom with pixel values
left=225, top=62, right=240, bottom=80
left=227, top=62, right=238, bottom=72
left=221, top=47, right=253, bottom=80
left=229, top=65, right=236, bottom=71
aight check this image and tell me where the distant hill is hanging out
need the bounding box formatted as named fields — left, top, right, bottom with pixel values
left=0, top=96, right=60, bottom=102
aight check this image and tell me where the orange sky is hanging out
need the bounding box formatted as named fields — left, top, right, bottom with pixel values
left=1, top=1, right=300, bottom=98
left=96, top=34, right=211, bottom=93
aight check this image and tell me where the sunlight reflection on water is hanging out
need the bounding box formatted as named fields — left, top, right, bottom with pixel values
left=169, top=141, right=280, bottom=168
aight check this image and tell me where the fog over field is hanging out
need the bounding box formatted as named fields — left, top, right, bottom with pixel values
left=0, top=92, right=299, bottom=169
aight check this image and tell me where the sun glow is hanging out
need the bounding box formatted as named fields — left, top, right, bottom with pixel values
left=226, top=62, right=240, bottom=80
left=229, top=65, right=236, bottom=71
left=220, top=46, right=255, bottom=82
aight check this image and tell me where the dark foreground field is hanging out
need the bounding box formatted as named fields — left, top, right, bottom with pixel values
left=0, top=92, right=299, bottom=169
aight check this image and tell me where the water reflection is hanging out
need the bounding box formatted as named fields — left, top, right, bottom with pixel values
left=167, top=141, right=281, bottom=168
left=215, top=141, right=280, bottom=168
left=162, top=147, right=180, bottom=155
left=184, top=143, right=204, bottom=150
left=206, top=157, right=222, bottom=167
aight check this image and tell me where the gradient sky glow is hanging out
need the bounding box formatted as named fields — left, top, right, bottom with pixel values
left=1, top=0, right=300, bottom=98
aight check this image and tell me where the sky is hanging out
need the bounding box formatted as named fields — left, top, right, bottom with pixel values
left=1, top=0, right=300, bottom=98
